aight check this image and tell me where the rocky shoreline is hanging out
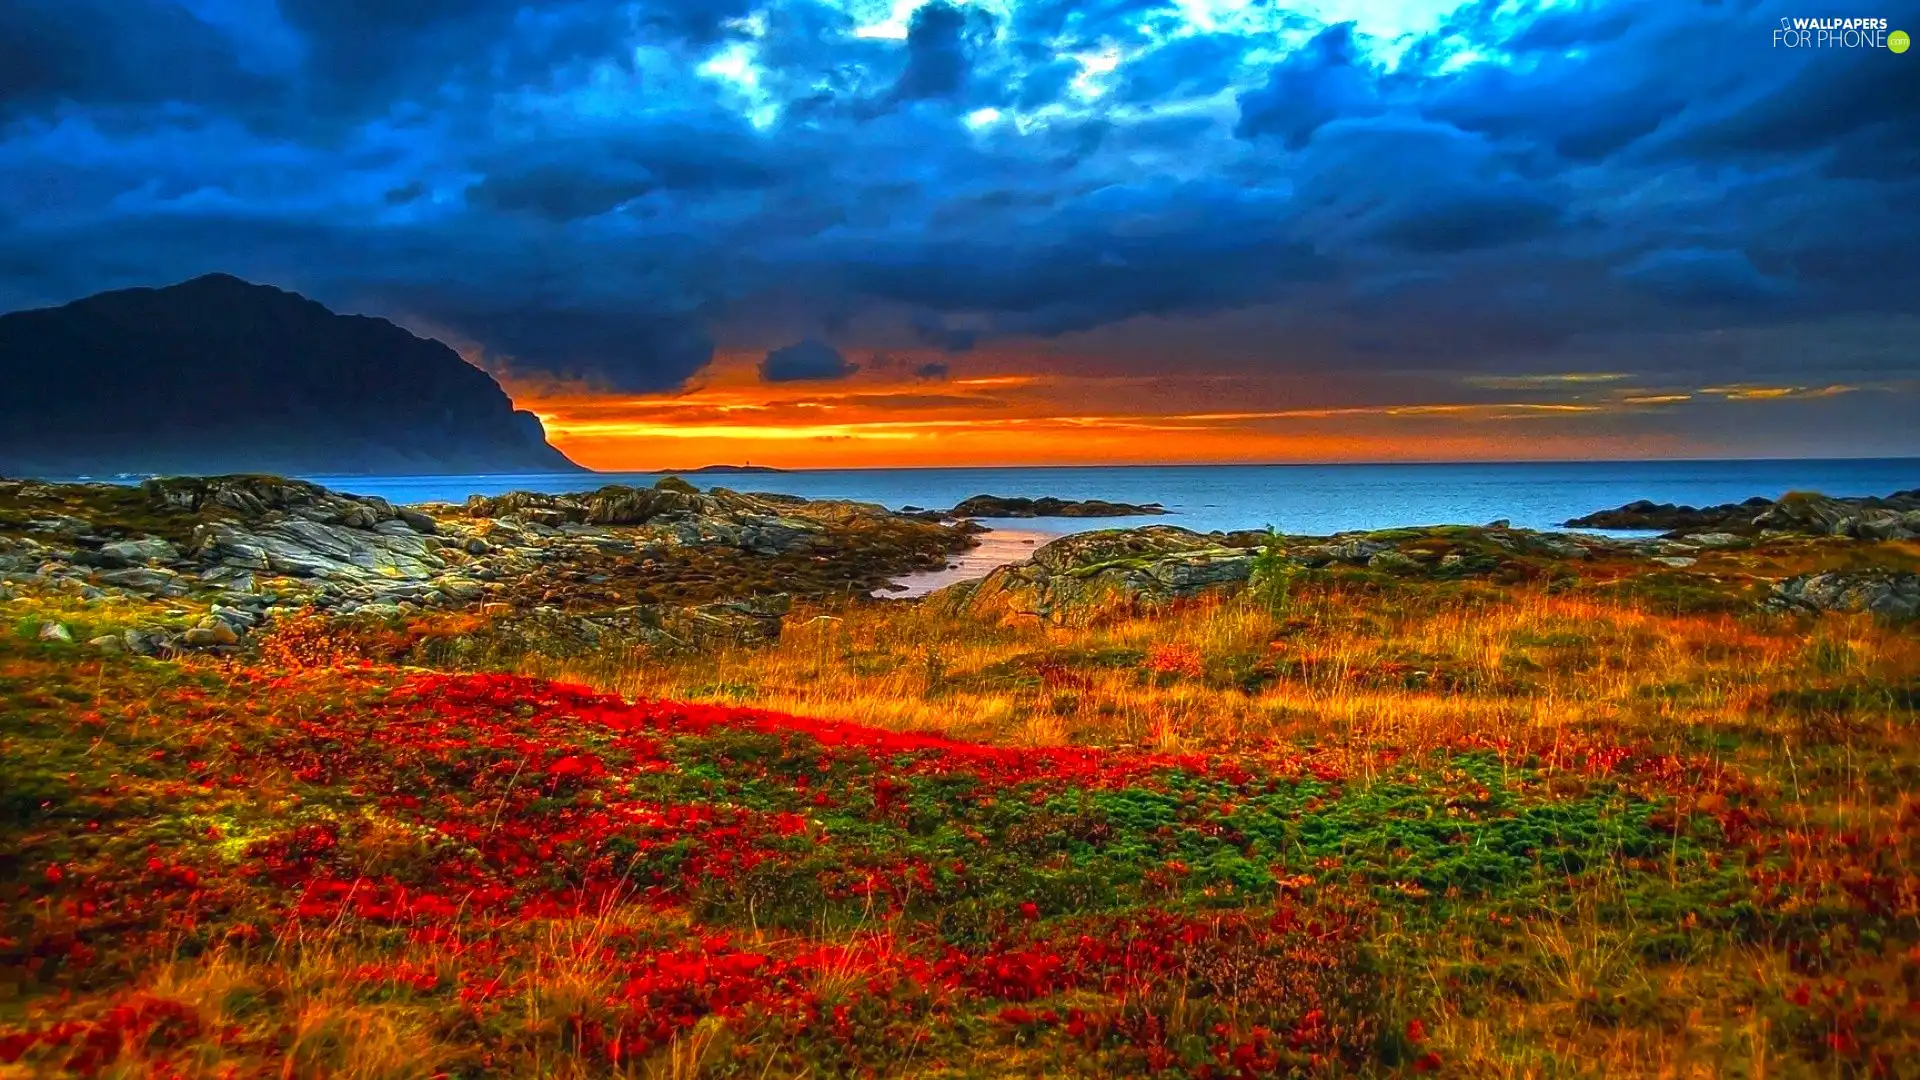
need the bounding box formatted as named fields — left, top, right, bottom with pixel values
left=0, top=474, right=971, bottom=657
left=6, top=476, right=1917, bottom=663
left=1565, top=488, right=1920, bottom=539
left=935, top=514, right=1920, bottom=623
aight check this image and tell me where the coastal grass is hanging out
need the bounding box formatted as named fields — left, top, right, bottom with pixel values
left=3, top=563, right=1918, bottom=1077
left=521, top=580, right=1920, bottom=759
left=517, top=577, right=1919, bottom=1073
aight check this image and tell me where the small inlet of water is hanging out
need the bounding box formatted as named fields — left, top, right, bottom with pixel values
left=877, top=527, right=1057, bottom=599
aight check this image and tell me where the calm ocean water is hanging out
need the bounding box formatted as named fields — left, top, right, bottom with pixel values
left=310, top=459, right=1920, bottom=538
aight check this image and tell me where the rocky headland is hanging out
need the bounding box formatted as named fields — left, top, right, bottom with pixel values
left=0, top=274, right=580, bottom=476
left=1565, top=488, right=1920, bottom=539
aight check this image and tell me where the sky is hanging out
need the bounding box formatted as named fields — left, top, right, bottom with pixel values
left=1, top=0, right=1916, bottom=469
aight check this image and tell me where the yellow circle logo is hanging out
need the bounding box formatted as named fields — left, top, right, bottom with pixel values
left=1893, top=29, right=1912, bottom=52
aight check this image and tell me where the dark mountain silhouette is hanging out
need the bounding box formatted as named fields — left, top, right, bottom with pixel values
left=0, top=274, right=582, bottom=477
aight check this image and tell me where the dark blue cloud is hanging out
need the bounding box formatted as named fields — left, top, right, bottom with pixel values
left=0, top=0, right=1913, bottom=406
left=1615, top=248, right=1793, bottom=306
left=0, top=0, right=272, bottom=115
left=1013, top=59, right=1079, bottom=109
left=891, top=2, right=978, bottom=102
left=1288, top=117, right=1565, bottom=253
left=1118, top=33, right=1246, bottom=103
left=761, top=338, right=857, bottom=381
left=1235, top=24, right=1379, bottom=148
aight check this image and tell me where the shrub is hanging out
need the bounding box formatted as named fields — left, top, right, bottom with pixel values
left=1248, top=526, right=1297, bottom=613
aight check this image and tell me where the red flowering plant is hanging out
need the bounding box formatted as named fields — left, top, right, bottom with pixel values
left=6, top=639, right=1918, bottom=1076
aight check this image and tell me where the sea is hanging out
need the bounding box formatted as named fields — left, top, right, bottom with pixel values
left=307, top=459, right=1920, bottom=538
left=291, top=458, right=1919, bottom=598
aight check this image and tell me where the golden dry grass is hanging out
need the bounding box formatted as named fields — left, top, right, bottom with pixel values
left=519, top=582, right=1919, bottom=759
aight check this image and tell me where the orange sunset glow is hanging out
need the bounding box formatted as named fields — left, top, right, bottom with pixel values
left=506, top=351, right=1866, bottom=470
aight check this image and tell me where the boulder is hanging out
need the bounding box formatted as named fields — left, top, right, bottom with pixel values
left=1767, top=571, right=1920, bottom=620
left=1030, top=527, right=1220, bottom=573
left=95, top=566, right=187, bottom=596
left=1311, top=539, right=1389, bottom=565
left=664, top=594, right=792, bottom=648
left=938, top=527, right=1252, bottom=623
left=1754, top=494, right=1865, bottom=536
left=210, top=604, right=258, bottom=631
left=122, top=629, right=161, bottom=655
left=36, top=621, right=72, bottom=643
left=187, top=617, right=241, bottom=646
left=436, top=578, right=487, bottom=602
left=1366, top=550, right=1423, bottom=573
left=396, top=507, right=439, bottom=534
left=95, top=536, right=182, bottom=566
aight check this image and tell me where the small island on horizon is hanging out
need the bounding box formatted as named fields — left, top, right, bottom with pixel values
left=654, top=464, right=790, bottom=474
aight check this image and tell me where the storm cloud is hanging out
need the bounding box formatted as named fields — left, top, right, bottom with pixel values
left=0, top=0, right=1914, bottom=411
left=761, top=338, right=858, bottom=381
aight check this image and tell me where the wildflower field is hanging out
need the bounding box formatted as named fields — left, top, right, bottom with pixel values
left=5, top=565, right=1920, bottom=1077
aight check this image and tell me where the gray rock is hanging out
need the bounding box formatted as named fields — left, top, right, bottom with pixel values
left=1751, top=495, right=1920, bottom=541
left=36, top=621, right=72, bottom=643
left=123, top=629, right=160, bottom=656
left=938, top=527, right=1254, bottom=623
left=1653, top=556, right=1698, bottom=568
left=1323, top=539, right=1390, bottom=564
left=89, top=634, right=124, bottom=653
left=436, top=578, right=486, bottom=602
left=1534, top=536, right=1591, bottom=560
left=1767, top=571, right=1920, bottom=620
left=1366, top=550, right=1423, bottom=573
left=98, top=536, right=181, bottom=566
left=195, top=518, right=445, bottom=581
left=185, top=619, right=240, bottom=647
left=1029, top=526, right=1222, bottom=573
left=1147, top=551, right=1256, bottom=589
left=96, top=566, right=182, bottom=593
left=28, top=514, right=92, bottom=535
left=396, top=507, right=439, bottom=534
left=210, top=604, right=257, bottom=631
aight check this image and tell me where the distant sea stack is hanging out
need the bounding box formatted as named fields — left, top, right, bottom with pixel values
left=0, top=274, right=583, bottom=477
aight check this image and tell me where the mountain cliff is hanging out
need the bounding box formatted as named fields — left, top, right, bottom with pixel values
left=0, top=274, right=581, bottom=477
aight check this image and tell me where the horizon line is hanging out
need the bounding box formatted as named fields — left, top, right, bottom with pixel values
left=586, top=454, right=1920, bottom=476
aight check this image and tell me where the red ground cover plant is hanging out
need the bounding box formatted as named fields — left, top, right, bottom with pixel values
left=6, top=651, right=1918, bottom=1076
